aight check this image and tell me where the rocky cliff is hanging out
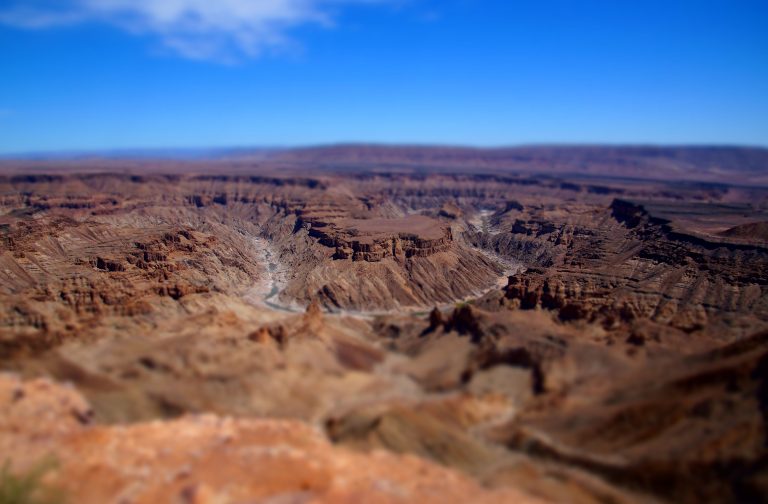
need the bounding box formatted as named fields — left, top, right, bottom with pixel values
left=475, top=199, right=768, bottom=338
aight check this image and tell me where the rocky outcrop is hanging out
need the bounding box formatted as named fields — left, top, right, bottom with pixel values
left=487, top=199, right=768, bottom=335
left=0, top=215, right=263, bottom=356
left=0, top=374, right=541, bottom=504
left=719, top=221, right=768, bottom=241
left=305, top=215, right=453, bottom=263
left=300, top=245, right=507, bottom=311
left=321, top=228, right=452, bottom=262
left=494, top=331, right=768, bottom=503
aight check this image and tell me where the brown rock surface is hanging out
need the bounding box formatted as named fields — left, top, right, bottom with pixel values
left=1, top=154, right=768, bottom=503
left=719, top=220, right=768, bottom=241
left=0, top=374, right=541, bottom=504
left=490, top=331, right=768, bottom=503
left=479, top=198, right=768, bottom=343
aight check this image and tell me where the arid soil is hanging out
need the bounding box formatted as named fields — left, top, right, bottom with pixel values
left=1, top=146, right=767, bottom=503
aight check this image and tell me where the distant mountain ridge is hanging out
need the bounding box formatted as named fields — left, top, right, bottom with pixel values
left=270, top=144, right=768, bottom=177
left=0, top=147, right=280, bottom=161
left=1, top=144, right=767, bottom=185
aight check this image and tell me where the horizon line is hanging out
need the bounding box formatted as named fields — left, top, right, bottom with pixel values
left=2, top=141, right=768, bottom=161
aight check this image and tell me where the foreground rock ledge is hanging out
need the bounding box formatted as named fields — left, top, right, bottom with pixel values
left=0, top=374, right=542, bottom=504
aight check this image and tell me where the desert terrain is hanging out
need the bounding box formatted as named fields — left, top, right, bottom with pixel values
left=1, top=145, right=767, bottom=503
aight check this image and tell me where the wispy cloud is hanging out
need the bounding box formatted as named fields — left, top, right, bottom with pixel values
left=0, top=0, right=393, bottom=62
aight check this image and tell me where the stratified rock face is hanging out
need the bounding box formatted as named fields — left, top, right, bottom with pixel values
left=0, top=173, right=518, bottom=341
left=295, top=247, right=506, bottom=311
left=307, top=216, right=452, bottom=263
left=0, top=374, right=541, bottom=504
left=0, top=213, right=262, bottom=357
left=263, top=198, right=510, bottom=310
left=484, top=199, right=768, bottom=337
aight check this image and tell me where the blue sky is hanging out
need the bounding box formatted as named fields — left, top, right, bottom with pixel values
left=0, top=0, right=767, bottom=154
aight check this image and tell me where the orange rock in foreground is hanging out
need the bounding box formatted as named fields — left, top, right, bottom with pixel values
left=0, top=374, right=542, bottom=504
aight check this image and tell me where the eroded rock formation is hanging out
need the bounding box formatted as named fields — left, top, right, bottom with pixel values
left=1, top=154, right=768, bottom=503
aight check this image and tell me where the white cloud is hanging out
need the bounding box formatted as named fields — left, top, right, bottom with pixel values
left=0, top=0, right=391, bottom=62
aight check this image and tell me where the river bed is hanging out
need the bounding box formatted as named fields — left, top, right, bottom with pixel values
left=243, top=237, right=300, bottom=313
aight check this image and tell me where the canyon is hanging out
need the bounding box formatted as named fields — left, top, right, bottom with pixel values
left=0, top=146, right=767, bottom=503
